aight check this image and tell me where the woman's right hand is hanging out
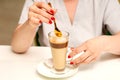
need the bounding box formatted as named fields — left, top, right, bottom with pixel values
left=28, top=2, right=55, bottom=27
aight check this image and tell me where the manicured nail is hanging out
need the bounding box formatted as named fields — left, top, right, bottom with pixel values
left=49, top=20, right=52, bottom=24
left=68, top=55, right=71, bottom=58
left=39, top=20, right=42, bottom=23
left=70, top=62, right=74, bottom=65
left=51, top=17, right=55, bottom=20
left=50, top=9, right=54, bottom=15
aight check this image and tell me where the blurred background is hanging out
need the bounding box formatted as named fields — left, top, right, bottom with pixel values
left=0, top=0, right=25, bottom=45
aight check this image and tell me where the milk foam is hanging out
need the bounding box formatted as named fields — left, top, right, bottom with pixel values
left=50, top=36, right=67, bottom=43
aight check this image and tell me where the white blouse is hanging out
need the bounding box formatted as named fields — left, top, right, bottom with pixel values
left=19, top=0, right=120, bottom=47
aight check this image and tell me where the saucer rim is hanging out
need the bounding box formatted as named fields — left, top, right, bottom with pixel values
left=36, top=61, right=79, bottom=78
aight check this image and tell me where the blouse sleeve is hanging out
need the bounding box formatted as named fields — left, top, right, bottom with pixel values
left=18, top=0, right=33, bottom=24
left=104, top=0, right=120, bottom=34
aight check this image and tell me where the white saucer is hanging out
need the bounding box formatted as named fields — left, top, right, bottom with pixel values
left=36, top=61, right=79, bottom=78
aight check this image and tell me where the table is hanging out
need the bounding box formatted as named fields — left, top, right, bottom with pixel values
left=0, top=45, right=120, bottom=80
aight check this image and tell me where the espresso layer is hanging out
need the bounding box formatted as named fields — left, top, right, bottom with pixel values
left=50, top=42, right=68, bottom=48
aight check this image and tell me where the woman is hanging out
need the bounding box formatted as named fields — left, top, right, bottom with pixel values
left=11, top=0, right=120, bottom=65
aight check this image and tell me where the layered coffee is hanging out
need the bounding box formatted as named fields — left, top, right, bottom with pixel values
left=49, top=32, right=69, bottom=71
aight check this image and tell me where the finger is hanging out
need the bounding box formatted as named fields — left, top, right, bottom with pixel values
left=83, top=55, right=95, bottom=64
left=29, top=5, right=55, bottom=21
left=29, top=12, right=52, bottom=24
left=67, top=51, right=76, bottom=59
left=28, top=16, right=40, bottom=26
left=68, top=49, right=84, bottom=59
left=68, top=47, right=81, bottom=58
left=75, top=43, right=87, bottom=53
left=73, top=50, right=91, bottom=65
left=74, top=57, right=96, bottom=66
left=35, top=2, right=55, bottom=15
left=68, top=43, right=87, bottom=59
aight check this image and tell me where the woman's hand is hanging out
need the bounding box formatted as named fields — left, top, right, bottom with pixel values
left=68, top=36, right=110, bottom=65
left=28, top=2, right=56, bottom=27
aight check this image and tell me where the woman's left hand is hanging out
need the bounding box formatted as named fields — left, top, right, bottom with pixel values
left=68, top=36, right=110, bottom=65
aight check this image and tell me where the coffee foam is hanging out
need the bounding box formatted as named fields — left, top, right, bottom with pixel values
left=50, top=36, right=67, bottom=44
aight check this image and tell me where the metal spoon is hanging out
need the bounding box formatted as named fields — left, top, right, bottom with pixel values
left=48, top=2, right=62, bottom=37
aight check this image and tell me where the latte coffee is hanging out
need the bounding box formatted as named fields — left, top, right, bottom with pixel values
left=48, top=31, right=69, bottom=71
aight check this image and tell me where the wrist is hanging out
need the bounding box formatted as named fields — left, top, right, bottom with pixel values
left=26, top=19, right=41, bottom=30
left=101, top=35, right=114, bottom=53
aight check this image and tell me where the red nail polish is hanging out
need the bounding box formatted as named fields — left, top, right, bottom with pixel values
left=51, top=17, right=55, bottom=20
left=39, top=20, right=42, bottom=23
left=70, top=62, right=74, bottom=65
left=50, top=9, right=54, bottom=15
left=68, top=55, right=71, bottom=58
left=49, top=20, right=52, bottom=24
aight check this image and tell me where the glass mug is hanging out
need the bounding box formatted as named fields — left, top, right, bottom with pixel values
left=48, top=31, right=69, bottom=72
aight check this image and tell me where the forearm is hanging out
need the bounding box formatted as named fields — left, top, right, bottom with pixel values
left=104, top=32, right=120, bottom=55
left=11, top=20, right=38, bottom=53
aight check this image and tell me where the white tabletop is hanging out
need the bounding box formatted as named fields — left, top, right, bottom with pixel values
left=0, top=45, right=120, bottom=80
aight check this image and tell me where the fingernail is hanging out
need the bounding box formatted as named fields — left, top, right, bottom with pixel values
left=39, top=20, right=42, bottom=23
left=70, top=62, right=74, bottom=65
left=51, top=17, right=55, bottom=20
left=50, top=9, right=54, bottom=15
left=49, top=20, right=52, bottom=24
left=68, top=55, right=71, bottom=58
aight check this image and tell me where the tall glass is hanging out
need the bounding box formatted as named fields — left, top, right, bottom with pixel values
left=48, top=31, right=69, bottom=71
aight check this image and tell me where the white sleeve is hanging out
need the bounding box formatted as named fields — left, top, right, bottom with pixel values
left=104, top=0, right=120, bottom=34
left=18, top=0, right=33, bottom=24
